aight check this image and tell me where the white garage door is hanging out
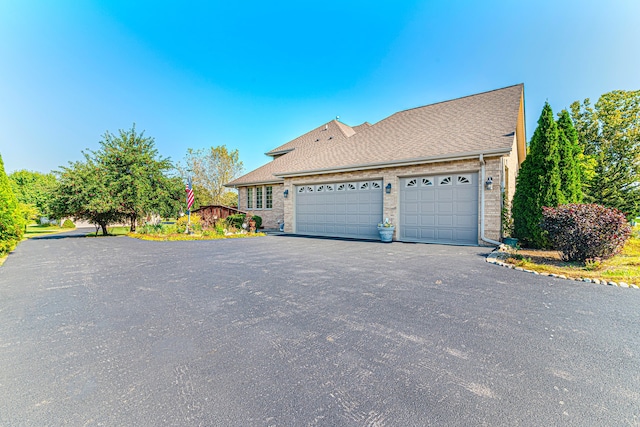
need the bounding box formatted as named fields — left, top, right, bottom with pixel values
left=400, top=173, right=478, bottom=245
left=295, top=180, right=383, bottom=239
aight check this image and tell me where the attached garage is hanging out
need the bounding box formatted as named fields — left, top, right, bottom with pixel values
left=227, top=84, right=526, bottom=245
left=295, top=180, right=383, bottom=239
left=400, top=173, right=478, bottom=245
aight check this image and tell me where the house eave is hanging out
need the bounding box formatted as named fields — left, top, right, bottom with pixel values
left=265, top=149, right=294, bottom=157
left=224, top=179, right=284, bottom=188
left=273, top=148, right=512, bottom=178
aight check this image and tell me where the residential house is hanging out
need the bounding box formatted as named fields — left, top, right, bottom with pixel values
left=226, top=84, right=526, bottom=245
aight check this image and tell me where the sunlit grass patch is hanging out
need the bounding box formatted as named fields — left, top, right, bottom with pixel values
left=86, top=226, right=131, bottom=237
left=503, top=231, right=640, bottom=283
left=24, top=224, right=67, bottom=238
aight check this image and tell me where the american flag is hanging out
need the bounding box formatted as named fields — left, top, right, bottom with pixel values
left=185, top=178, right=195, bottom=211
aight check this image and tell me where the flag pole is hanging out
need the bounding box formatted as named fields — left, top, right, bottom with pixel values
left=185, top=175, right=194, bottom=234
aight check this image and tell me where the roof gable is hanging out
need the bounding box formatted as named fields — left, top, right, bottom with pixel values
left=265, top=119, right=355, bottom=157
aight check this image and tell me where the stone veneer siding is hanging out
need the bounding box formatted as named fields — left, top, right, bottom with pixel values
left=237, top=183, right=285, bottom=229
left=281, top=155, right=517, bottom=245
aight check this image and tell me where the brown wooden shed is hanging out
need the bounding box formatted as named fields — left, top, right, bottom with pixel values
left=191, top=205, right=246, bottom=228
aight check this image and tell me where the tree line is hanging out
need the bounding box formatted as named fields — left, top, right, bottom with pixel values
left=511, top=89, right=640, bottom=248
left=0, top=124, right=244, bottom=254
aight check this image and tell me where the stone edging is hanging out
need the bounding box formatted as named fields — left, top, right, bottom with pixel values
left=485, top=247, right=640, bottom=289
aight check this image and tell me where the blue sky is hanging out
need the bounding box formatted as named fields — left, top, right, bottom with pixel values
left=1, top=0, right=638, bottom=176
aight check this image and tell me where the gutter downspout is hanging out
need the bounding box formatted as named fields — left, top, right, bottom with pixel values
left=479, top=154, right=502, bottom=246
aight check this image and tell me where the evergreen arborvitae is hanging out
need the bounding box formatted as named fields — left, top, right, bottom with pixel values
left=556, top=109, right=583, bottom=203
left=0, top=154, right=24, bottom=255
left=512, top=102, right=563, bottom=248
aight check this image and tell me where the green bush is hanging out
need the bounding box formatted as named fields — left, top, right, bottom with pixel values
left=252, top=215, right=262, bottom=229
left=62, top=219, right=76, bottom=229
left=162, top=224, right=177, bottom=234
left=214, top=219, right=226, bottom=235
left=540, top=204, right=632, bottom=262
left=176, top=213, right=202, bottom=233
left=223, top=214, right=261, bottom=230
left=0, top=154, right=24, bottom=255
left=226, top=214, right=246, bottom=229
left=138, top=223, right=163, bottom=234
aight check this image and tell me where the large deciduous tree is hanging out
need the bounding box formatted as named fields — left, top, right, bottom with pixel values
left=95, top=125, right=182, bottom=231
left=219, top=190, right=238, bottom=207
left=51, top=124, right=183, bottom=234
left=51, top=156, right=121, bottom=236
left=0, top=154, right=25, bottom=255
left=180, top=146, right=243, bottom=207
left=512, top=102, right=563, bottom=248
left=9, top=170, right=58, bottom=219
left=570, top=90, right=640, bottom=218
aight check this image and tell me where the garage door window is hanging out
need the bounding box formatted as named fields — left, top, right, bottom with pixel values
left=457, top=175, right=471, bottom=185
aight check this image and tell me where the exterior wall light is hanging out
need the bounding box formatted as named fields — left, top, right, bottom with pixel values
left=485, top=177, right=493, bottom=191
left=284, top=189, right=289, bottom=198
left=385, top=183, right=392, bottom=194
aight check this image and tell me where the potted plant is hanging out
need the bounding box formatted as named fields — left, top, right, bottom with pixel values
left=377, top=218, right=395, bottom=243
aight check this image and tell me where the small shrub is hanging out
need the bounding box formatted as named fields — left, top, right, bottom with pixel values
left=176, top=213, right=202, bottom=233
left=540, top=204, right=632, bottom=262
left=214, top=219, right=226, bottom=235
left=252, top=215, right=262, bottom=229
left=226, top=214, right=246, bottom=229
left=62, top=219, right=76, bottom=229
left=139, top=223, right=163, bottom=234
left=161, top=224, right=177, bottom=234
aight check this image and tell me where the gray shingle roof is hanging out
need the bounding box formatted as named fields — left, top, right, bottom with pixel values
left=226, top=84, right=523, bottom=186
left=228, top=120, right=355, bottom=186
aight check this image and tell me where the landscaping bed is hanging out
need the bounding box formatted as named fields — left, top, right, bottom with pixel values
left=129, top=231, right=265, bottom=241
left=499, top=236, right=640, bottom=284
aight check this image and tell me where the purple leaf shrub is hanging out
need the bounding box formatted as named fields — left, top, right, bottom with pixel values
left=540, top=204, right=631, bottom=262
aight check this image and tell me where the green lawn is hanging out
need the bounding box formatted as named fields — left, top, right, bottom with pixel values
left=24, top=224, right=69, bottom=238
left=86, top=226, right=130, bottom=237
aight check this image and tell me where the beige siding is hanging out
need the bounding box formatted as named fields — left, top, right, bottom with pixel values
left=504, top=137, right=520, bottom=206
left=282, top=157, right=505, bottom=245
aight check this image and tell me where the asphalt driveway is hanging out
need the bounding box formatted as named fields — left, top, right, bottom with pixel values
left=1, top=230, right=639, bottom=426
